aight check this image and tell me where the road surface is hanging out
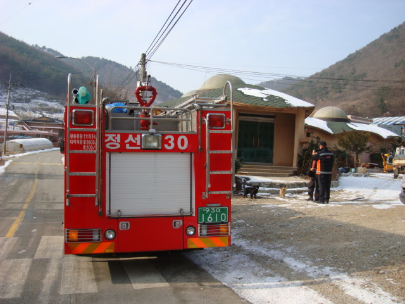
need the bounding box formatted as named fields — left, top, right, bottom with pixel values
left=0, top=150, right=247, bottom=304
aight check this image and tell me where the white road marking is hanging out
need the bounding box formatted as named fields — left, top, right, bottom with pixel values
left=0, top=259, right=32, bottom=298
left=122, top=258, right=170, bottom=290
left=60, top=255, right=98, bottom=294
left=0, top=237, right=18, bottom=261
left=34, top=236, right=64, bottom=259
left=39, top=258, right=61, bottom=304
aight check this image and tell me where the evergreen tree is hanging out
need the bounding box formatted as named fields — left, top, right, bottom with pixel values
left=336, top=131, right=371, bottom=169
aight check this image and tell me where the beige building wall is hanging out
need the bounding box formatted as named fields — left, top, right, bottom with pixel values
left=294, top=110, right=307, bottom=167
left=274, top=113, right=295, bottom=166
left=305, top=129, right=336, bottom=147
left=233, top=106, right=311, bottom=167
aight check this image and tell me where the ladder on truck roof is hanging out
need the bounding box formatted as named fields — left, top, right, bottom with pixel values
left=198, top=82, right=235, bottom=199
left=65, top=74, right=102, bottom=212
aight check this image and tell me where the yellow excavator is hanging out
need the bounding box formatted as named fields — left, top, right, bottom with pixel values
left=381, top=153, right=393, bottom=173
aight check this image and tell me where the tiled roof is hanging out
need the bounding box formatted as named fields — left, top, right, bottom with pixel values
left=326, top=121, right=354, bottom=134
left=160, top=84, right=314, bottom=109
left=305, top=118, right=399, bottom=139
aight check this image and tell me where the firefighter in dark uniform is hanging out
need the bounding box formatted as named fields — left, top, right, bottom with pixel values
left=313, top=141, right=334, bottom=204
left=307, top=149, right=319, bottom=201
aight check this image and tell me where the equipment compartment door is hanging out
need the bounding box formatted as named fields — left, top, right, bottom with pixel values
left=107, top=152, right=193, bottom=217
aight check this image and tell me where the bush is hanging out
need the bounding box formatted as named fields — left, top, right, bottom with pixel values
left=298, top=137, right=320, bottom=175
left=235, top=157, right=243, bottom=174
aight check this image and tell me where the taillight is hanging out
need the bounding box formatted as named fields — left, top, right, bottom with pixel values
left=72, top=109, right=94, bottom=126
left=66, top=229, right=101, bottom=242
left=207, top=114, right=226, bottom=129
left=67, top=230, right=79, bottom=242
left=199, top=223, right=230, bottom=236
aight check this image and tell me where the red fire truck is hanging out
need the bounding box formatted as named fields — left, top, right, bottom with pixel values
left=61, top=69, right=235, bottom=255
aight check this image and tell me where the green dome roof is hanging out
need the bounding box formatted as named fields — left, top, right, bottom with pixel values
left=182, top=89, right=199, bottom=97
left=199, top=74, right=246, bottom=90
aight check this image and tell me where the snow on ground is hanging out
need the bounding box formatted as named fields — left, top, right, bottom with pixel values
left=1, top=152, right=402, bottom=303
left=0, top=148, right=59, bottom=175
left=334, top=173, right=403, bottom=208
left=185, top=173, right=403, bottom=304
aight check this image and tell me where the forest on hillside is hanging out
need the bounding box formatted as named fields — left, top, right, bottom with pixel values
left=0, top=32, right=182, bottom=103
left=0, top=32, right=88, bottom=96
left=283, top=22, right=405, bottom=118
left=1, top=20, right=404, bottom=115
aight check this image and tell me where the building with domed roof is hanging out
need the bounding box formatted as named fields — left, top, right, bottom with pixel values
left=162, top=74, right=315, bottom=172
left=182, top=74, right=248, bottom=98
left=304, top=106, right=400, bottom=164
left=312, top=106, right=351, bottom=122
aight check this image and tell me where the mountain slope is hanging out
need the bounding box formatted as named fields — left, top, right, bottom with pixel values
left=61, top=56, right=182, bottom=103
left=0, top=32, right=182, bottom=105
left=0, top=32, right=85, bottom=96
left=283, top=22, right=405, bottom=117
left=258, top=77, right=303, bottom=91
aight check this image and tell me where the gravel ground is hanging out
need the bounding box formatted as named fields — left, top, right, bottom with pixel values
left=187, top=175, right=405, bottom=304
left=227, top=190, right=405, bottom=303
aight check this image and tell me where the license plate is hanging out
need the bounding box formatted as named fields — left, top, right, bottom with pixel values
left=198, top=207, right=228, bottom=223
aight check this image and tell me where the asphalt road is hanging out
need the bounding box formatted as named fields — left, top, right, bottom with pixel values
left=0, top=150, right=247, bottom=304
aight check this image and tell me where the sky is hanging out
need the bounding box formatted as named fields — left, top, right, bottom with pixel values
left=1, top=0, right=404, bottom=94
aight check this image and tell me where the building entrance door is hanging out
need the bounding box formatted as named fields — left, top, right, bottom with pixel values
left=237, top=114, right=274, bottom=163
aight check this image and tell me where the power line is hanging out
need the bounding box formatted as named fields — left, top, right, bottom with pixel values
left=145, top=0, right=182, bottom=56
left=0, top=1, right=36, bottom=26
left=117, top=66, right=138, bottom=90
left=115, top=1, right=193, bottom=94
left=150, top=60, right=295, bottom=79
left=145, top=0, right=193, bottom=60
left=150, top=60, right=405, bottom=92
left=115, top=66, right=139, bottom=95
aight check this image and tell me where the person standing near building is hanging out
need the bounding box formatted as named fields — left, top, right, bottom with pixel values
left=307, top=149, right=319, bottom=201
left=313, top=141, right=334, bottom=204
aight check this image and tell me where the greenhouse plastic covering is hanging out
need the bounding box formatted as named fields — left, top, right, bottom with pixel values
left=2, top=138, right=53, bottom=153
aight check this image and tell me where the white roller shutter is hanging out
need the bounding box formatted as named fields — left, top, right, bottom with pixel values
left=107, top=152, right=193, bottom=217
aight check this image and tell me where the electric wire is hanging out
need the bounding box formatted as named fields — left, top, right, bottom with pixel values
left=115, top=0, right=193, bottom=94
left=0, top=1, right=36, bottom=26
left=150, top=60, right=405, bottom=92
left=146, top=0, right=193, bottom=60
left=117, top=65, right=138, bottom=91
left=115, top=65, right=139, bottom=96
left=145, top=0, right=182, bottom=56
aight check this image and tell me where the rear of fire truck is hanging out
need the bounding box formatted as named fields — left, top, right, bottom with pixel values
left=62, top=62, right=235, bottom=255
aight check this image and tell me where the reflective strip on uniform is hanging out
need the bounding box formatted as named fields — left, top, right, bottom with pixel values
left=67, top=242, right=114, bottom=254
left=318, top=152, right=334, bottom=156
left=316, top=171, right=332, bottom=174
left=187, top=237, right=229, bottom=248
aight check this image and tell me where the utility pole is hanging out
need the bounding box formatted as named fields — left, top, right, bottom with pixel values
left=137, top=53, right=149, bottom=105
left=139, top=53, right=147, bottom=84
left=3, top=74, right=12, bottom=155
left=2, top=75, right=24, bottom=155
